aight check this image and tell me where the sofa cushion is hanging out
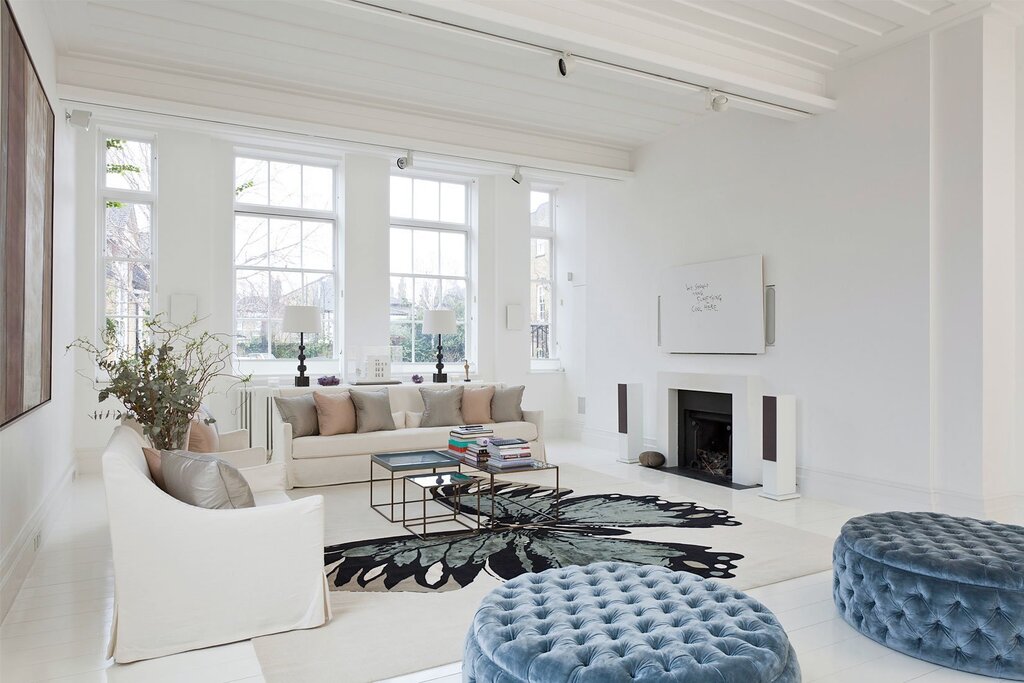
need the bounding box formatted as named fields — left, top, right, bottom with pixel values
left=161, top=450, right=255, bottom=509
left=420, top=386, right=464, bottom=427
left=313, top=391, right=356, bottom=436
left=350, top=389, right=397, bottom=433
left=274, top=395, right=319, bottom=437
left=291, top=421, right=538, bottom=460
left=492, top=385, right=525, bottom=422
left=462, top=385, right=495, bottom=424
left=141, top=447, right=166, bottom=490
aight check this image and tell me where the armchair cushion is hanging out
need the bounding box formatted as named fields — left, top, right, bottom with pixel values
left=188, top=406, right=220, bottom=453
left=141, top=447, right=166, bottom=490
left=161, top=450, right=255, bottom=509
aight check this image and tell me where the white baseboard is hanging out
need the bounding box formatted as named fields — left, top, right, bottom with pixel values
left=0, top=461, right=76, bottom=621
left=580, top=427, right=658, bottom=453
left=75, top=447, right=104, bottom=474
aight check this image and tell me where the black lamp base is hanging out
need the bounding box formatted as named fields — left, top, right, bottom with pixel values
left=294, top=333, right=310, bottom=387
left=432, top=373, right=448, bottom=383
left=294, top=376, right=310, bottom=387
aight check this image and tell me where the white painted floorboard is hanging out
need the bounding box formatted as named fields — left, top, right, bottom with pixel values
left=1, top=440, right=997, bottom=682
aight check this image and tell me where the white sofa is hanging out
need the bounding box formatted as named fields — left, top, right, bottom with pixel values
left=102, top=425, right=331, bottom=663
left=273, top=383, right=545, bottom=488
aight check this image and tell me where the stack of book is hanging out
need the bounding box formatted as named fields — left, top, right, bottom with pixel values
left=448, top=426, right=493, bottom=460
left=487, top=438, right=533, bottom=468
left=464, top=441, right=490, bottom=465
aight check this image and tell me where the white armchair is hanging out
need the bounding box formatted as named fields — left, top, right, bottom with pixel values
left=102, top=425, right=331, bottom=663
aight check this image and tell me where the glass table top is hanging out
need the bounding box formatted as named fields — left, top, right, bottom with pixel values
left=458, top=458, right=558, bottom=475
left=371, top=450, right=460, bottom=471
left=405, top=472, right=483, bottom=489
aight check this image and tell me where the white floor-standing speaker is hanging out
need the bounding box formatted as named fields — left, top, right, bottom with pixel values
left=617, top=383, right=643, bottom=464
left=760, top=394, right=799, bottom=500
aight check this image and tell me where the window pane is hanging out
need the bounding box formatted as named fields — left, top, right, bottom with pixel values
left=105, top=138, right=152, bottom=191
left=390, top=322, right=412, bottom=363
left=439, top=182, right=466, bottom=224
left=302, top=221, right=333, bottom=270
left=412, top=230, right=439, bottom=275
left=105, top=262, right=151, bottom=316
left=235, top=216, right=268, bottom=267
left=107, top=317, right=148, bottom=356
left=413, top=322, right=436, bottom=363
left=531, top=281, right=551, bottom=325
left=390, top=176, right=412, bottom=218
left=531, top=320, right=550, bottom=360
left=235, top=270, right=269, bottom=317
left=390, top=228, right=412, bottom=273
left=414, top=278, right=441, bottom=315
left=270, top=270, right=304, bottom=317
left=268, top=219, right=301, bottom=269
left=412, top=179, right=439, bottom=221
left=440, top=324, right=466, bottom=366
left=439, top=231, right=466, bottom=277
left=304, top=273, right=335, bottom=319
left=530, top=238, right=551, bottom=280
left=441, top=279, right=466, bottom=320
left=269, top=161, right=302, bottom=208
left=235, top=158, right=268, bottom=204
left=302, top=165, right=333, bottom=210
left=236, top=319, right=269, bottom=358
left=105, top=202, right=151, bottom=259
left=390, top=276, right=412, bottom=320
left=530, top=191, right=551, bottom=228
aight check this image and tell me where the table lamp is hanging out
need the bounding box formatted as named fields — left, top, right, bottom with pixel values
left=282, top=305, right=322, bottom=386
left=422, top=309, right=456, bottom=383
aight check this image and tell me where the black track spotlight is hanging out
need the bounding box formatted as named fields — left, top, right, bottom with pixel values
left=396, top=150, right=414, bottom=169
left=511, top=166, right=523, bottom=184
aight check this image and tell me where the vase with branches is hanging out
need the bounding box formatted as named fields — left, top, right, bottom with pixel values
left=68, top=316, right=250, bottom=450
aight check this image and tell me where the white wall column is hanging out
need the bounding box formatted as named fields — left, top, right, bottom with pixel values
left=342, top=154, right=390, bottom=375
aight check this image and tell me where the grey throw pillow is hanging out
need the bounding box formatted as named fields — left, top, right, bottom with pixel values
left=274, top=394, right=319, bottom=437
left=350, top=389, right=397, bottom=433
left=492, top=385, right=525, bottom=422
left=420, top=386, right=464, bottom=428
left=160, top=450, right=255, bottom=510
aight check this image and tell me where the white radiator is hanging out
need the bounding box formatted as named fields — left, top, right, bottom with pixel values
left=231, top=386, right=278, bottom=454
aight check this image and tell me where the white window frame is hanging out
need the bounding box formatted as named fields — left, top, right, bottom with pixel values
left=97, top=129, right=157, bottom=352
left=389, top=172, right=474, bottom=373
left=231, top=151, right=341, bottom=374
left=530, top=187, right=559, bottom=370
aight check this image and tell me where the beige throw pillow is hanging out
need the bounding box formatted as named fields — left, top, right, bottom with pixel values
left=188, top=416, right=220, bottom=453
left=461, top=385, right=495, bottom=424
left=142, top=447, right=166, bottom=490
left=313, top=391, right=357, bottom=436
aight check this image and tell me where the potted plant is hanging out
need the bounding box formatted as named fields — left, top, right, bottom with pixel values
left=68, top=316, right=249, bottom=450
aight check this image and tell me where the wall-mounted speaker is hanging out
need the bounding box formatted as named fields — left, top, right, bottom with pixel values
left=765, top=285, right=776, bottom=346
left=760, top=394, right=799, bottom=501
left=617, top=383, right=643, bottom=464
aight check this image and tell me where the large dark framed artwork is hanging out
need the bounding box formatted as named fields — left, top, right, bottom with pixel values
left=0, top=0, right=55, bottom=429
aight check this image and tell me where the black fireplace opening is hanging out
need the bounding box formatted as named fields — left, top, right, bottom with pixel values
left=672, top=390, right=735, bottom=487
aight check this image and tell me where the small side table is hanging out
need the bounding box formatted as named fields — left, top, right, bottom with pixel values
left=369, top=450, right=461, bottom=522
left=402, top=472, right=484, bottom=539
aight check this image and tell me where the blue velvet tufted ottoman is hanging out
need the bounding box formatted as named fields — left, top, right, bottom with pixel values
left=463, top=562, right=800, bottom=682
left=834, top=512, right=1024, bottom=680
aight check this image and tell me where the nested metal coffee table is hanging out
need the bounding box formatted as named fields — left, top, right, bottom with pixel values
left=402, top=472, right=485, bottom=539
left=369, top=450, right=461, bottom=522
left=459, top=459, right=560, bottom=529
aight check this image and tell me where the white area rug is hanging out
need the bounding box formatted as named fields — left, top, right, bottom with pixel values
left=253, top=457, right=836, bottom=682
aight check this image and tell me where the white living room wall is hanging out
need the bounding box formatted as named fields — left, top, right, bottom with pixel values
left=0, top=0, right=77, bottom=619
left=576, top=34, right=938, bottom=512
left=70, top=124, right=571, bottom=456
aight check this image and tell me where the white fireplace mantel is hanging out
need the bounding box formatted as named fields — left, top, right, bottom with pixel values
left=657, top=372, right=764, bottom=486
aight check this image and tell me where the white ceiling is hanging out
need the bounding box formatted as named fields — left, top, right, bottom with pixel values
left=45, top=0, right=998, bottom=158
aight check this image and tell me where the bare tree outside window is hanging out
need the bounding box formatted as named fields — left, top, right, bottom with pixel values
left=103, top=137, right=155, bottom=353
left=233, top=157, right=337, bottom=360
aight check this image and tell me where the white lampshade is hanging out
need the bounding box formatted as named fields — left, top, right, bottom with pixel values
left=422, top=309, right=457, bottom=335
left=282, top=305, right=322, bottom=334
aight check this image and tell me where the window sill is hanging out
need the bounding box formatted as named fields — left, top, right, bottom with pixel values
left=530, top=359, right=563, bottom=373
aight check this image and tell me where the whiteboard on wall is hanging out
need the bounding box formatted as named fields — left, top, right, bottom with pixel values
left=657, top=254, right=765, bottom=354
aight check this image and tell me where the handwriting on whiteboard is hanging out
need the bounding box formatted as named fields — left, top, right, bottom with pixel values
left=685, top=282, right=723, bottom=312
